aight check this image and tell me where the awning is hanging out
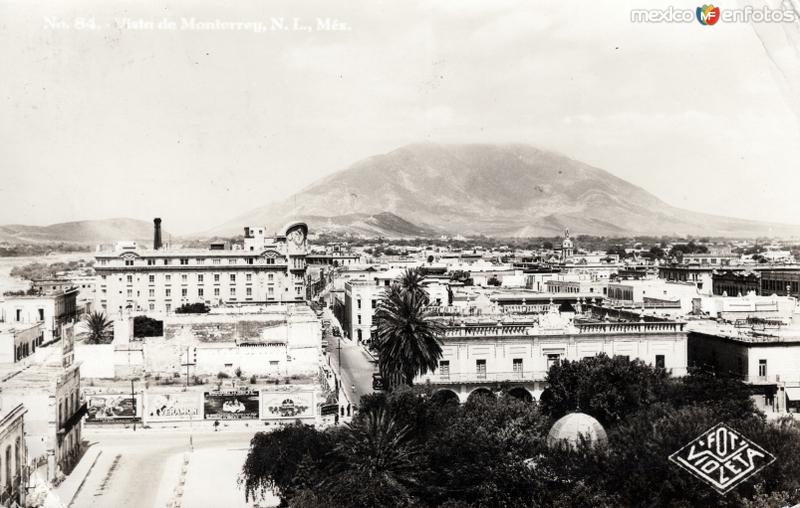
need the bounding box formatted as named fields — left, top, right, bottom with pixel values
left=785, top=387, right=800, bottom=401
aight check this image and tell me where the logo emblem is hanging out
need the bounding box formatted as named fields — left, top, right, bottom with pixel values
left=696, top=4, right=721, bottom=25
left=669, top=423, right=775, bottom=495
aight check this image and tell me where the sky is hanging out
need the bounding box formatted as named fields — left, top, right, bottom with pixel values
left=1, top=0, right=799, bottom=234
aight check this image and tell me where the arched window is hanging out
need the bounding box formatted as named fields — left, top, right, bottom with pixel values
left=14, top=438, right=20, bottom=485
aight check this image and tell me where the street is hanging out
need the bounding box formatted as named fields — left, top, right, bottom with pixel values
left=322, top=311, right=377, bottom=411
left=66, top=428, right=270, bottom=508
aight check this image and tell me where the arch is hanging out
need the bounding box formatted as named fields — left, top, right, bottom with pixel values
left=507, top=387, right=534, bottom=403
left=466, top=387, right=496, bottom=403
left=430, top=389, right=460, bottom=406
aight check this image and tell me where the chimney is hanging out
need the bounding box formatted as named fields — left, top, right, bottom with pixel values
left=153, top=218, right=162, bottom=250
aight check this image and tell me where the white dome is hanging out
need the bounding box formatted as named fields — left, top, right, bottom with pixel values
left=546, top=412, right=607, bottom=449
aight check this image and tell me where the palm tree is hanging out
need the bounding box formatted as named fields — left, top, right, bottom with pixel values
left=329, top=407, right=425, bottom=504
left=398, top=268, right=428, bottom=304
left=374, top=286, right=443, bottom=387
left=80, top=311, right=114, bottom=344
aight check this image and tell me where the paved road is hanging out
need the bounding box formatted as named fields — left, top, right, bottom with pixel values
left=323, top=320, right=376, bottom=411
left=70, top=429, right=257, bottom=508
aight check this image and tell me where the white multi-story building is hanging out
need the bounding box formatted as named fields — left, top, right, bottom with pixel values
left=416, top=310, right=688, bottom=404
left=94, top=222, right=309, bottom=315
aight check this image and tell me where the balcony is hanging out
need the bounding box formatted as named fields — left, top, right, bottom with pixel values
left=420, top=370, right=548, bottom=385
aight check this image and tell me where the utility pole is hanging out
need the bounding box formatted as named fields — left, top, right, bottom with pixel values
left=181, top=346, right=196, bottom=390
left=131, top=378, right=136, bottom=431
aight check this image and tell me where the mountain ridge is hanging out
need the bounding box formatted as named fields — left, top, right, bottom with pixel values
left=207, top=143, right=800, bottom=238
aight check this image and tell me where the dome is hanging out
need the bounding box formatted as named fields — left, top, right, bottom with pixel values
left=561, top=237, right=574, bottom=249
left=546, top=413, right=607, bottom=449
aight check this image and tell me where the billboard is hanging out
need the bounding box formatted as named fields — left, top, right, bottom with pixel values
left=86, top=394, right=139, bottom=421
left=204, top=389, right=259, bottom=420
left=144, top=391, right=203, bottom=422
left=260, top=390, right=316, bottom=420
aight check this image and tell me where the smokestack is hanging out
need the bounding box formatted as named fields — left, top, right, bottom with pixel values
left=153, top=218, right=162, bottom=250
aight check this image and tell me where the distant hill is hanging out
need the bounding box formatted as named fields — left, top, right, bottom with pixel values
left=0, top=218, right=160, bottom=244
left=208, top=143, right=800, bottom=238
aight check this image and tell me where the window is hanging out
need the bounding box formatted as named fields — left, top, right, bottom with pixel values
left=149, top=275, right=155, bottom=283
left=198, top=288, right=204, bottom=297
left=149, top=303, right=155, bottom=311
left=357, top=315, right=361, bottom=325
left=655, top=355, right=665, bottom=369
left=268, top=287, right=274, bottom=296
left=180, top=258, right=189, bottom=265
left=268, top=273, right=274, bottom=281
left=125, top=259, right=134, bottom=266
left=181, top=274, right=188, bottom=283
left=357, top=300, right=362, bottom=309
left=213, top=259, right=221, bottom=265
left=38, top=308, right=44, bottom=321
left=229, top=258, right=237, bottom=265
left=357, top=329, right=362, bottom=341
left=197, top=258, right=205, bottom=265
left=758, top=359, right=767, bottom=378
left=214, top=274, right=220, bottom=283
left=230, top=274, right=236, bottom=282
left=127, top=289, right=133, bottom=297
left=149, top=289, right=155, bottom=297
left=15, top=309, right=20, bottom=322
left=214, top=288, right=220, bottom=296
left=246, top=287, right=252, bottom=296
left=198, top=274, right=204, bottom=283
left=230, top=287, right=236, bottom=296
left=126, top=275, right=133, bottom=283
left=165, top=274, right=171, bottom=282
left=439, top=360, right=450, bottom=379
left=163, top=259, right=170, bottom=265
left=246, top=273, right=252, bottom=282
left=546, top=353, right=560, bottom=369
left=147, top=259, right=155, bottom=266
left=372, top=300, right=377, bottom=309
left=181, top=288, right=187, bottom=297
left=476, top=359, right=487, bottom=379
left=165, top=288, right=171, bottom=297
left=247, top=258, right=254, bottom=265
left=513, top=358, right=523, bottom=377
left=166, top=303, right=171, bottom=312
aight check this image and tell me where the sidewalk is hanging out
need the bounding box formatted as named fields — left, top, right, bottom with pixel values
left=41, top=445, right=103, bottom=508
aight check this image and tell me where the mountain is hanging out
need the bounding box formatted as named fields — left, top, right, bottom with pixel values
left=0, top=218, right=160, bottom=244
left=209, top=143, right=800, bottom=238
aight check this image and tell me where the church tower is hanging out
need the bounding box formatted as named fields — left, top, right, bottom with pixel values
left=561, top=228, right=574, bottom=261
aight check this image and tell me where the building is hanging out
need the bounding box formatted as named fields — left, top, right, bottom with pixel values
left=545, top=273, right=607, bottom=295
left=758, top=268, right=800, bottom=298
left=0, top=323, right=44, bottom=364
left=0, top=288, right=79, bottom=344
left=560, top=228, right=574, bottom=262
left=416, top=309, right=688, bottom=403
left=606, top=280, right=700, bottom=314
left=688, top=319, right=800, bottom=413
left=712, top=270, right=760, bottom=297
left=94, top=222, right=309, bottom=315
left=0, top=328, right=84, bottom=481
left=0, top=403, right=27, bottom=507
left=658, top=265, right=714, bottom=295
left=142, top=304, right=321, bottom=379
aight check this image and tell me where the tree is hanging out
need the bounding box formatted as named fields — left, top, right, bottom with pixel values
left=80, top=311, right=114, bottom=344
left=398, top=268, right=428, bottom=303
left=133, top=315, right=163, bottom=338
left=373, top=287, right=444, bottom=387
left=175, top=302, right=210, bottom=314
left=240, top=424, right=333, bottom=503
left=486, top=275, right=501, bottom=286
left=540, top=354, right=670, bottom=427
left=327, top=407, right=427, bottom=507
